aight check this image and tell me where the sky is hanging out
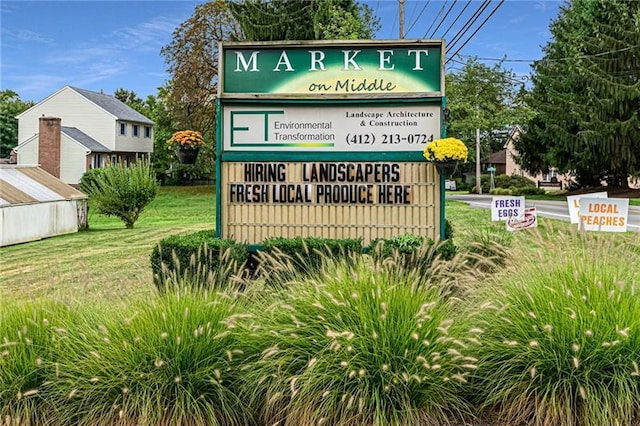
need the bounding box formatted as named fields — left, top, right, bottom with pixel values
left=0, top=0, right=562, bottom=103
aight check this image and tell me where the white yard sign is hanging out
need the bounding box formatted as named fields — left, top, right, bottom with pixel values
left=223, top=104, right=441, bottom=152
left=491, top=196, right=525, bottom=221
left=566, top=192, right=608, bottom=224
left=578, top=198, right=629, bottom=232
left=506, top=207, right=538, bottom=231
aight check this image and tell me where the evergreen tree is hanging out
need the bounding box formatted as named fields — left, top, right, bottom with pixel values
left=517, top=0, right=640, bottom=188
left=229, top=0, right=379, bottom=41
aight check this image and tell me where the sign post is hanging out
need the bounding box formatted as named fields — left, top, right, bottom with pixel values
left=216, top=40, right=445, bottom=245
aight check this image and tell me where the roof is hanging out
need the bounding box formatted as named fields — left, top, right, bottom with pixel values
left=0, top=166, right=87, bottom=206
left=68, top=86, right=154, bottom=125
left=61, top=126, right=111, bottom=153
left=485, top=149, right=507, bottom=165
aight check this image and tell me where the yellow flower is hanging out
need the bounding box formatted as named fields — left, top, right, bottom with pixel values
left=167, top=130, right=204, bottom=150
left=423, top=137, right=468, bottom=162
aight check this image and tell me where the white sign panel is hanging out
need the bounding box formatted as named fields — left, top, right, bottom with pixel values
left=578, top=198, right=629, bottom=232
left=223, top=104, right=441, bottom=152
left=567, top=192, right=607, bottom=224
left=506, top=207, right=538, bottom=231
left=491, top=196, right=525, bottom=221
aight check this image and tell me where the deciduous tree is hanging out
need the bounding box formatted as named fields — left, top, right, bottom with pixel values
left=445, top=58, right=532, bottom=174
left=0, top=90, right=34, bottom=157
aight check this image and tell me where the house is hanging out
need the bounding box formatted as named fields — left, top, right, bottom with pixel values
left=0, top=165, right=88, bottom=246
left=15, top=86, right=154, bottom=185
left=483, top=126, right=572, bottom=190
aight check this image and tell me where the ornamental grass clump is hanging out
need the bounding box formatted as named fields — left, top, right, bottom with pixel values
left=465, top=234, right=640, bottom=426
left=239, top=256, right=475, bottom=425
left=0, top=300, right=80, bottom=425
left=52, top=290, right=253, bottom=425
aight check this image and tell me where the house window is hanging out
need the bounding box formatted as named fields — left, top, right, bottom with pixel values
left=110, top=154, right=118, bottom=165
left=543, top=168, right=559, bottom=182
left=144, top=126, right=151, bottom=138
left=120, top=123, right=127, bottom=135
left=92, top=154, right=103, bottom=169
left=133, top=124, right=139, bottom=137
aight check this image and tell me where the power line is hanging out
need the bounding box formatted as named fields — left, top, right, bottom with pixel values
left=446, top=0, right=506, bottom=64
left=429, top=0, right=458, bottom=39
left=447, top=0, right=490, bottom=52
left=406, top=0, right=432, bottom=36
left=441, top=0, right=472, bottom=40
left=422, top=1, right=448, bottom=39
left=453, top=44, right=640, bottom=64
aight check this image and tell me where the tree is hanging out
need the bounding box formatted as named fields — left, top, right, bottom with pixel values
left=229, top=0, right=379, bottom=41
left=80, top=160, right=157, bottom=229
left=517, top=0, right=640, bottom=188
left=445, top=58, right=533, bottom=173
left=0, top=90, right=34, bottom=157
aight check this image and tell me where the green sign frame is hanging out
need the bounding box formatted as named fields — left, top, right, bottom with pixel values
left=216, top=39, right=447, bottom=241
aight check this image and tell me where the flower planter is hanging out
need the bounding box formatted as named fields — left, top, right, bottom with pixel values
left=434, top=160, right=458, bottom=176
left=176, top=148, right=199, bottom=164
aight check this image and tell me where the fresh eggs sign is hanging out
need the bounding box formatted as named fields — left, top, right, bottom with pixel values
left=216, top=40, right=445, bottom=245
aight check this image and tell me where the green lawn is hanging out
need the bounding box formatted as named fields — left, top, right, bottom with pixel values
left=1, top=186, right=636, bottom=304
left=0, top=186, right=215, bottom=304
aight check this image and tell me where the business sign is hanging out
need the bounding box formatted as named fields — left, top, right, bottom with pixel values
left=506, top=207, right=538, bottom=231
left=491, top=196, right=525, bottom=221
left=223, top=104, right=441, bottom=152
left=217, top=40, right=445, bottom=244
left=221, top=42, right=443, bottom=96
left=579, top=198, right=629, bottom=232
left=567, top=192, right=608, bottom=223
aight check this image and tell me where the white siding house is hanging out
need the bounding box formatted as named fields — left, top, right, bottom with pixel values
left=15, top=86, right=154, bottom=185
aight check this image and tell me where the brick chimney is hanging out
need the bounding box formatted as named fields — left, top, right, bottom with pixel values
left=38, top=116, right=62, bottom=178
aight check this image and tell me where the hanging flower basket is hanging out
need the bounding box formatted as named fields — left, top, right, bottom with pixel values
left=176, top=147, right=200, bottom=164
left=434, top=160, right=459, bottom=176
left=423, top=137, right=468, bottom=177
left=167, top=130, right=204, bottom=165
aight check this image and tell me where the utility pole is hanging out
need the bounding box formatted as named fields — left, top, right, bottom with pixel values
left=475, top=128, right=482, bottom=194
left=399, top=0, right=405, bottom=38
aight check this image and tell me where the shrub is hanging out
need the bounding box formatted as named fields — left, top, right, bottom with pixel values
left=52, top=290, right=253, bottom=425
left=465, top=236, right=640, bottom=425
left=510, top=186, right=546, bottom=196
left=79, top=167, right=106, bottom=193
left=493, top=174, right=536, bottom=189
left=81, top=160, right=157, bottom=229
left=0, top=301, right=80, bottom=424
left=150, top=230, right=248, bottom=293
left=260, top=236, right=362, bottom=276
left=239, top=257, right=473, bottom=425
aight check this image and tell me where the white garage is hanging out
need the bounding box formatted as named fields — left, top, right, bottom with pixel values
left=0, top=165, right=88, bottom=247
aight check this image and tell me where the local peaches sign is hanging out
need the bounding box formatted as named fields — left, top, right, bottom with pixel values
left=578, top=198, right=629, bottom=232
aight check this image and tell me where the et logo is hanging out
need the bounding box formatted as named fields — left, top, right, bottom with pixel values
left=229, top=110, right=284, bottom=146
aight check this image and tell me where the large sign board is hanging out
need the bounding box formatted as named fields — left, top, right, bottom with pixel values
left=217, top=40, right=445, bottom=245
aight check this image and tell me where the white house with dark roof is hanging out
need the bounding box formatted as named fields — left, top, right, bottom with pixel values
left=15, top=86, right=154, bottom=185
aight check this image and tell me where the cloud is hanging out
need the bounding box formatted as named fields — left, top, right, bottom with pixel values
left=1, top=28, right=53, bottom=45
left=105, top=15, right=182, bottom=51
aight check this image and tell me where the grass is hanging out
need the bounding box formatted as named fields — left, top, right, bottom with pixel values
left=463, top=232, right=640, bottom=425
left=0, top=186, right=215, bottom=304
left=239, top=255, right=473, bottom=426
left=1, top=187, right=639, bottom=425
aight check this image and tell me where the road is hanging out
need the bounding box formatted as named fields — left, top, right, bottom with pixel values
left=447, top=194, right=640, bottom=232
